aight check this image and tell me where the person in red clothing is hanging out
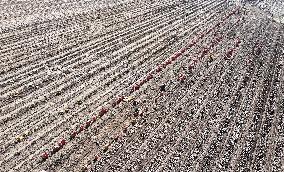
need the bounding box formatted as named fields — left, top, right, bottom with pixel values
left=59, top=139, right=66, bottom=147
left=99, top=107, right=108, bottom=117
left=41, top=152, right=49, bottom=160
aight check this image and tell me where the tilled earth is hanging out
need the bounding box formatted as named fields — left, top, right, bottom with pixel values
left=0, top=0, right=283, bottom=172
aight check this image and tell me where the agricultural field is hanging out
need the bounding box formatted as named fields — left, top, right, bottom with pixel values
left=0, top=0, right=283, bottom=171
